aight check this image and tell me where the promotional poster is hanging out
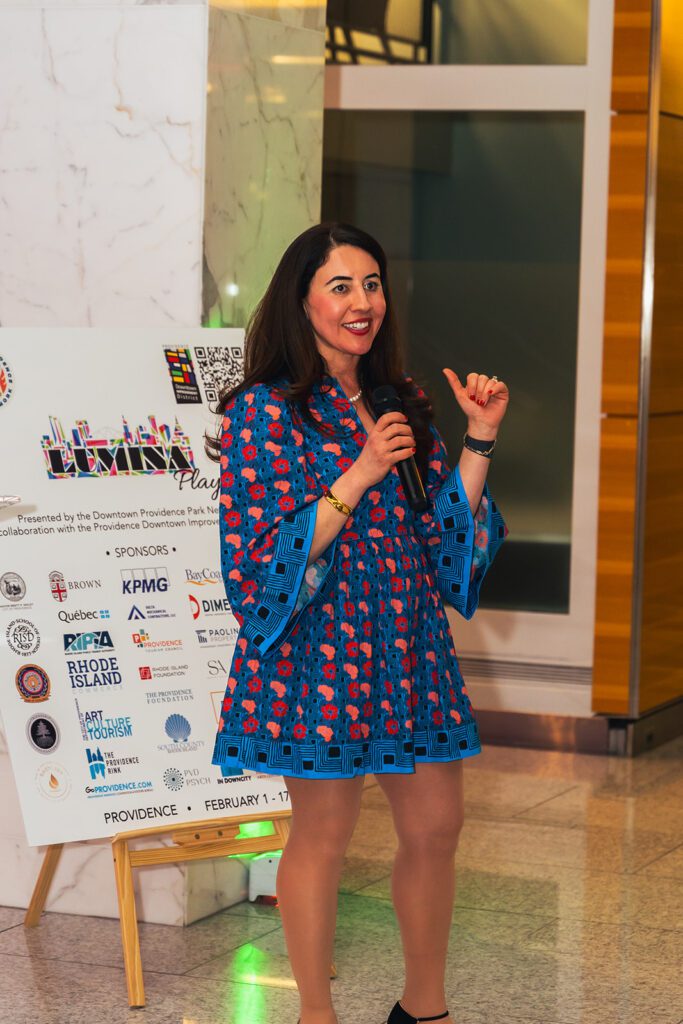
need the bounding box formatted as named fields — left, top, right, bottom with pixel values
left=0, top=330, right=291, bottom=846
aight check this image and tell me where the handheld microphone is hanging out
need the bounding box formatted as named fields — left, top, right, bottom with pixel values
left=370, top=385, right=430, bottom=513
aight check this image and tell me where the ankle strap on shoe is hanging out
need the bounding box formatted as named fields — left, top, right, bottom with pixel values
left=418, top=1015, right=448, bottom=1022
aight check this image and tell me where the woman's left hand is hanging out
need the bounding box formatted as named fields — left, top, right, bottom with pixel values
left=442, top=368, right=509, bottom=439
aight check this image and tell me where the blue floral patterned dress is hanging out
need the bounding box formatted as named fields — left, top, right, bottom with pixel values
left=211, top=373, right=507, bottom=779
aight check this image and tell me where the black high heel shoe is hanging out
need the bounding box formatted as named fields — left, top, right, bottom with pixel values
left=387, top=1001, right=449, bottom=1023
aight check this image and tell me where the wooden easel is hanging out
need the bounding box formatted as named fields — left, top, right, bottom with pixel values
left=25, top=811, right=296, bottom=1007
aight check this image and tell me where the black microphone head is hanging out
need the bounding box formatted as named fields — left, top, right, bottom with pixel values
left=371, top=385, right=402, bottom=417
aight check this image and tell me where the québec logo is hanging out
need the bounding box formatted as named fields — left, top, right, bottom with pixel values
left=41, top=416, right=195, bottom=478
left=63, top=631, right=114, bottom=654
left=121, top=567, right=169, bottom=595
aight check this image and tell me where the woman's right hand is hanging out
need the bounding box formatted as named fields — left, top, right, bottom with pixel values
left=351, top=411, right=416, bottom=489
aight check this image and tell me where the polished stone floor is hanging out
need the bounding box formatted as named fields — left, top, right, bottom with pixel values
left=2, top=737, right=683, bottom=1024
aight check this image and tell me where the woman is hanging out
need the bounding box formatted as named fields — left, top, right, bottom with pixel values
left=208, top=223, right=508, bottom=1024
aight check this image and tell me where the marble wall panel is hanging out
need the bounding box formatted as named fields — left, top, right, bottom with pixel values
left=0, top=6, right=207, bottom=326
left=211, top=1, right=326, bottom=32
left=203, top=8, right=325, bottom=326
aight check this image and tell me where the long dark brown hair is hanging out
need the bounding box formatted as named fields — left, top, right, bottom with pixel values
left=206, top=222, right=434, bottom=480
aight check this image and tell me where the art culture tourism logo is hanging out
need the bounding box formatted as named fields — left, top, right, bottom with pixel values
left=164, top=348, right=202, bottom=404
left=0, top=355, right=13, bottom=408
left=26, top=714, right=60, bottom=754
left=0, top=571, right=27, bottom=605
left=6, top=618, right=40, bottom=656
left=15, top=665, right=51, bottom=703
left=41, top=415, right=195, bottom=478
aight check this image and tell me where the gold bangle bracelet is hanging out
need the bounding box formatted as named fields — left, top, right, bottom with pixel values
left=323, top=487, right=354, bottom=517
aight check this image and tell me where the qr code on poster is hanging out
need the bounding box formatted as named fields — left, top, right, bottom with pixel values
left=194, top=346, right=243, bottom=405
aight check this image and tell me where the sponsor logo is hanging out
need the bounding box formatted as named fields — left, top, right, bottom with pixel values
left=41, top=416, right=195, bottom=479
left=206, top=657, right=230, bottom=677
left=0, top=571, right=27, bottom=604
left=66, top=656, right=122, bottom=689
left=15, top=664, right=50, bottom=703
left=6, top=618, right=40, bottom=656
left=127, top=602, right=174, bottom=621
left=163, top=767, right=185, bottom=791
left=112, top=544, right=170, bottom=559
left=186, top=568, right=222, bottom=586
left=84, top=748, right=151, bottom=798
left=164, top=347, right=202, bottom=404
left=35, top=762, right=71, bottom=801
left=49, top=570, right=103, bottom=602
left=132, top=630, right=183, bottom=651
left=145, top=687, right=193, bottom=705
left=195, top=626, right=235, bottom=647
left=103, top=804, right=178, bottom=825
left=121, top=566, right=169, bottom=595
left=49, top=570, right=67, bottom=602
left=157, top=713, right=205, bottom=754
left=63, top=630, right=114, bottom=654
left=57, top=608, right=110, bottom=623
left=189, top=595, right=230, bottom=620
left=26, top=714, right=60, bottom=753
left=0, top=355, right=14, bottom=409
left=75, top=704, right=133, bottom=741
left=138, top=663, right=188, bottom=681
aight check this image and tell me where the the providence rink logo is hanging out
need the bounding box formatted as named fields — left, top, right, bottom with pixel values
left=41, top=416, right=195, bottom=478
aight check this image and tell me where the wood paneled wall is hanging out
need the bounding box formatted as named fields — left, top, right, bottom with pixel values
left=593, top=0, right=683, bottom=716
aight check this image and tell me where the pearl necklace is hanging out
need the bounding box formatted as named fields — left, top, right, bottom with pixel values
left=347, top=387, right=362, bottom=404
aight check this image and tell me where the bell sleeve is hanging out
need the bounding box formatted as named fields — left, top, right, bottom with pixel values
left=412, top=416, right=508, bottom=620
left=219, top=384, right=338, bottom=657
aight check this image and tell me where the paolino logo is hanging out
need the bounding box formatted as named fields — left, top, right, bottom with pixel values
left=41, top=416, right=195, bottom=478
left=63, top=630, right=114, bottom=654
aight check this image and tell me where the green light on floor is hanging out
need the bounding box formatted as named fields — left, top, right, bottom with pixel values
left=232, top=944, right=269, bottom=1022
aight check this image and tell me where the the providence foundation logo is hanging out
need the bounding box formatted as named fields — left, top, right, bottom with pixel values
left=0, top=355, right=13, bottom=409
left=6, top=618, right=40, bottom=656
left=41, top=416, right=195, bottom=478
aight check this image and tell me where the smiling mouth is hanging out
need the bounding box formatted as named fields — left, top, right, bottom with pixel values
left=342, top=320, right=372, bottom=334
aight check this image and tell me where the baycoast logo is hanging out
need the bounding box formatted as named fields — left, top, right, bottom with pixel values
left=63, top=630, right=114, bottom=654
left=6, top=618, right=40, bottom=656
left=41, top=416, right=195, bottom=478
left=121, top=567, right=169, bottom=595
left=0, top=355, right=14, bottom=408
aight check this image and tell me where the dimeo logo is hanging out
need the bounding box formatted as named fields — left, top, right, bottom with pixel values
left=121, top=567, right=169, bottom=595
left=63, top=631, right=114, bottom=654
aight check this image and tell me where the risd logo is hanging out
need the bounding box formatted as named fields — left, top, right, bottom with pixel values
left=6, top=618, right=40, bottom=656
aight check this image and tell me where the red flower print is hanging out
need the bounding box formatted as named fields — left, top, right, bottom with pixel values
left=243, top=445, right=257, bottom=460
left=336, top=457, right=353, bottom=472
left=384, top=680, right=393, bottom=694
left=347, top=681, right=360, bottom=698
left=391, top=578, right=404, bottom=592
left=363, top=621, right=373, bottom=636
left=273, top=458, right=290, bottom=474
left=349, top=722, right=362, bottom=739
left=268, top=422, right=284, bottom=438
left=272, top=700, right=288, bottom=717
left=432, top=710, right=444, bottom=725
left=322, top=663, right=336, bottom=680
left=222, top=697, right=233, bottom=711
left=277, top=659, right=293, bottom=677
left=293, top=722, right=307, bottom=739
left=225, top=510, right=241, bottom=527
left=321, top=703, right=338, bottom=720
left=325, top=622, right=335, bottom=639
left=345, top=640, right=359, bottom=658
left=243, top=716, right=259, bottom=733
left=302, top=683, right=309, bottom=697
left=386, top=719, right=399, bottom=735
left=396, top=616, right=408, bottom=632
left=344, top=601, right=355, bottom=617
left=363, top=701, right=373, bottom=717
left=279, top=495, right=295, bottom=512
left=370, top=507, right=386, bottom=523
left=410, top=691, right=419, bottom=708
left=241, top=580, right=258, bottom=595
left=248, top=483, right=265, bottom=499
left=247, top=677, right=263, bottom=692
left=245, top=406, right=256, bottom=421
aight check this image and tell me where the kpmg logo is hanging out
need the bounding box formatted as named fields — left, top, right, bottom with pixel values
left=121, top=567, right=169, bottom=595
left=63, top=630, right=114, bottom=654
left=41, top=416, right=195, bottom=478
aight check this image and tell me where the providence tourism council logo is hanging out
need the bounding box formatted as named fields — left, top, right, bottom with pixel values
left=41, top=416, right=195, bottom=479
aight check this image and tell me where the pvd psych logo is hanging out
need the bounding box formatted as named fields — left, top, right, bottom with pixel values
left=63, top=630, right=114, bottom=654
left=41, top=416, right=195, bottom=478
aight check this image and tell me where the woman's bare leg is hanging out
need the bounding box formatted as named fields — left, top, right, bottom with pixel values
left=375, top=761, right=465, bottom=1024
left=277, top=774, right=365, bottom=1024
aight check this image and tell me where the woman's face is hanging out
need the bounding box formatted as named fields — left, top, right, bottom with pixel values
left=304, top=244, right=386, bottom=367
